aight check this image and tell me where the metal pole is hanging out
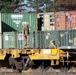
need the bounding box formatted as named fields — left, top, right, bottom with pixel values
left=67, top=51, right=69, bottom=69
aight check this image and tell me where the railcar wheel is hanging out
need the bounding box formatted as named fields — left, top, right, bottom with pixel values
left=9, top=57, right=22, bottom=73
left=11, top=64, right=17, bottom=72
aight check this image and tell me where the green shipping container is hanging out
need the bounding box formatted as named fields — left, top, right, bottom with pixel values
left=3, top=30, right=76, bottom=49
left=3, top=32, right=17, bottom=49
left=1, top=13, right=37, bottom=32
left=33, top=30, right=76, bottom=48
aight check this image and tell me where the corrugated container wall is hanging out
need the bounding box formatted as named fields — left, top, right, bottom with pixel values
left=3, top=32, right=17, bottom=49
left=58, top=30, right=76, bottom=46
left=65, top=11, right=71, bottom=30
left=71, top=11, right=76, bottom=29
left=0, top=13, right=2, bottom=48
left=65, top=11, right=76, bottom=30
left=55, top=11, right=76, bottom=30
left=19, top=29, right=76, bottom=48
left=16, top=32, right=36, bottom=49
left=16, top=32, right=24, bottom=49
left=2, top=32, right=37, bottom=49
left=54, top=11, right=66, bottom=30
left=1, top=13, right=37, bottom=32
left=2, top=30, right=76, bottom=49
left=16, top=30, right=76, bottom=48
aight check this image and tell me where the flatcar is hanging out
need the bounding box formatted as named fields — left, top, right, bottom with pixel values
left=0, top=46, right=76, bottom=72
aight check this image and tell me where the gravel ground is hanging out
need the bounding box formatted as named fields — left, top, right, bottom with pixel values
left=0, top=71, right=76, bottom=75
left=0, top=67, right=76, bottom=75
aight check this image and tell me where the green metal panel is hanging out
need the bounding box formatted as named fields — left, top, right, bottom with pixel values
left=16, top=32, right=24, bottom=49
left=68, top=30, right=74, bottom=46
left=59, top=30, right=67, bottom=46
left=34, top=31, right=45, bottom=48
left=72, top=30, right=76, bottom=46
left=16, top=32, right=37, bottom=49
left=44, top=31, right=59, bottom=48
left=34, top=30, right=76, bottom=48
left=3, top=32, right=17, bottom=49
left=3, top=30, right=76, bottom=49
left=33, top=31, right=59, bottom=48
left=58, top=30, right=76, bottom=47
left=29, top=32, right=35, bottom=48
left=1, top=13, right=37, bottom=32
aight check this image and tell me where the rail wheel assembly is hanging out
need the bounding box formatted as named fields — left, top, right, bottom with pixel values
left=9, top=57, right=23, bottom=73
left=9, top=56, right=33, bottom=72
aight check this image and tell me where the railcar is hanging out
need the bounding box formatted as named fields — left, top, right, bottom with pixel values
left=0, top=46, right=75, bottom=72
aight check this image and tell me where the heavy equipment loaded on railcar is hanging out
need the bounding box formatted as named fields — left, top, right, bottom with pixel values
left=0, top=46, right=76, bottom=72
